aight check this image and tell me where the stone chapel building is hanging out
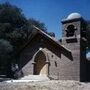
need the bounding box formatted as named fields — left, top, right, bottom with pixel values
left=16, top=13, right=90, bottom=82
left=0, top=13, right=90, bottom=82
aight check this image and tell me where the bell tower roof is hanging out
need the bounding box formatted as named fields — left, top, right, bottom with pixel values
left=62, top=12, right=82, bottom=23
left=67, top=13, right=82, bottom=20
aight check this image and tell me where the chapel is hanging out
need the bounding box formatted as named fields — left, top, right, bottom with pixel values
left=0, top=13, right=90, bottom=82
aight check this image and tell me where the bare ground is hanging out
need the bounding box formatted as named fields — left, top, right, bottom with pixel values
left=0, top=80, right=90, bottom=90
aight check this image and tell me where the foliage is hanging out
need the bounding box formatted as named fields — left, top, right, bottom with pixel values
left=47, top=32, right=55, bottom=37
left=28, top=18, right=47, bottom=32
left=0, top=2, right=55, bottom=74
left=0, top=2, right=48, bottom=47
left=0, top=39, right=13, bottom=66
left=0, top=2, right=26, bottom=28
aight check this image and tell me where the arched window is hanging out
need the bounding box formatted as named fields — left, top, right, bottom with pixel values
left=66, top=25, right=77, bottom=37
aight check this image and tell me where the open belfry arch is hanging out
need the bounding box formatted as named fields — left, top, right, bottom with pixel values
left=32, top=49, right=49, bottom=76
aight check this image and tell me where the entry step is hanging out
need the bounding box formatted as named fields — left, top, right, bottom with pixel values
left=20, top=75, right=50, bottom=81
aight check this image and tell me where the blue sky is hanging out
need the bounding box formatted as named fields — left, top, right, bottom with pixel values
left=0, top=0, right=90, bottom=39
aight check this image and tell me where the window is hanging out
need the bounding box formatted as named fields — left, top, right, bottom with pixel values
left=66, top=25, right=76, bottom=37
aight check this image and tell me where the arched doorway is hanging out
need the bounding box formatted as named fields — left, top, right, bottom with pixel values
left=33, top=50, right=49, bottom=76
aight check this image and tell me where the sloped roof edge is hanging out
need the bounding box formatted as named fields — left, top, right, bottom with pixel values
left=19, top=25, right=71, bottom=53
left=33, top=26, right=71, bottom=52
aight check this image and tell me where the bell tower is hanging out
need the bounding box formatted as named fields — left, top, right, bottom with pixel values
left=61, top=13, right=82, bottom=46
left=61, top=13, right=87, bottom=81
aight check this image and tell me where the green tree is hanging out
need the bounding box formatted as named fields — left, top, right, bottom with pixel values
left=0, top=39, right=13, bottom=75
left=0, top=2, right=55, bottom=56
left=0, top=2, right=27, bottom=47
left=0, top=2, right=55, bottom=77
left=0, top=2, right=27, bottom=28
left=0, top=39, right=13, bottom=61
left=0, top=2, right=49, bottom=47
left=28, top=18, right=47, bottom=32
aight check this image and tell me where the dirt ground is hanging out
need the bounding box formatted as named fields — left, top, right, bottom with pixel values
left=0, top=80, right=90, bottom=90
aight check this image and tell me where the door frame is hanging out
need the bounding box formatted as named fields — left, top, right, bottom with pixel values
left=32, top=49, right=49, bottom=76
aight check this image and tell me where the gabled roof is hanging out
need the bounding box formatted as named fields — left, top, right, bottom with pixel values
left=19, top=25, right=71, bottom=55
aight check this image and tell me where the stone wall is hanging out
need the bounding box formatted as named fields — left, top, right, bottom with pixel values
left=19, top=32, right=85, bottom=81
left=19, top=34, right=61, bottom=79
